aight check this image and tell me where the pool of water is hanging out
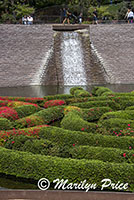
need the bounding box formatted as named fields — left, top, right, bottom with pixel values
left=0, top=84, right=134, bottom=97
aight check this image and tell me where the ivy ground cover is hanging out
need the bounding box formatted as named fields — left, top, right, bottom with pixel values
left=0, top=87, right=134, bottom=192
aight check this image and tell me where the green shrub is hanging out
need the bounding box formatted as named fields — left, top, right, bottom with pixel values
left=4, top=135, right=31, bottom=150
left=82, top=107, right=113, bottom=122
left=69, top=146, right=134, bottom=164
left=61, top=111, right=97, bottom=133
left=15, top=106, right=64, bottom=129
left=0, top=118, right=14, bottom=130
left=39, top=126, right=134, bottom=150
left=44, top=94, right=73, bottom=100
left=70, top=87, right=84, bottom=95
left=91, top=86, right=112, bottom=96
left=71, top=100, right=120, bottom=110
left=95, top=87, right=113, bottom=96
left=74, top=89, right=91, bottom=98
left=14, top=105, right=41, bottom=118
left=0, top=146, right=133, bottom=191
left=126, top=106, right=134, bottom=111
left=99, top=118, right=134, bottom=130
left=99, top=110, right=134, bottom=122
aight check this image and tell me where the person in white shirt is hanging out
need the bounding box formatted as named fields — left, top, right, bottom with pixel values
left=22, top=15, right=27, bottom=25
left=126, top=9, right=134, bottom=23
left=27, top=15, right=33, bottom=25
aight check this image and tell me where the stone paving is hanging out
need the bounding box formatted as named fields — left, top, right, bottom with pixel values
left=0, top=24, right=54, bottom=87
left=90, top=24, right=134, bottom=84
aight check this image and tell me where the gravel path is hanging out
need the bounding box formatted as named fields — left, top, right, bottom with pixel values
left=90, top=24, right=134, bottom=84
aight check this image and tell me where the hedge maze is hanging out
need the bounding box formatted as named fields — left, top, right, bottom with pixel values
left=0, top=86, right=134, bottom=191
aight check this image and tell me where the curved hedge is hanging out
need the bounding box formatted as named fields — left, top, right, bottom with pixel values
left=14, top=105, right=41, bottom=118
left=15, top=106, right=64, bottom=129
left=0, top=147, right=133, bottom=191
left=0, top=118, right=14, bottom=130
left=38, top=126, right=134, bottom=150
left=69, top=146, right=134, bottom=164
left=44, top=94, right=73, bottom=100
left=99, top=110, right=134, bottom=122
left=99, top=118, right=134, bottom=130
left=71, top=100, right=120, bottom=110
left=61, top=111, right=97, bottom=133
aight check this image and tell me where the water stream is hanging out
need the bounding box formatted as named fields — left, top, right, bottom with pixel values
left=61, top=32, right=87, bottom=85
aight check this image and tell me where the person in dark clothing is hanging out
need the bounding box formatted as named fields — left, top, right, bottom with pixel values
left=62, top=8, right=71, bottom=24
left=93, top=8, right=98, bottom=24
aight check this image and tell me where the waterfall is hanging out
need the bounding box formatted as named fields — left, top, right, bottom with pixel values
left=61, top=32, right=87, bottom=85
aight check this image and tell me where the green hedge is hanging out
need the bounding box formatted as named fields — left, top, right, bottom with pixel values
left=95, top=87, right=113, bottom=96
left=99, top=110, right=134, bottom=122
left=0, top=96, right=44, bottom=104
left=91, top=86, right=113, bottom=96
left=71, top=100, right=120, bottom=110
left=4, top=135, right=134, bottom=164
left=82, top=107, right=113, bottom=122
left=15, top=106, right=64, bottom=129
left=0, top=146, right=134, bottom=191
left=14, top=105, right=41, bottom=118
left=0, top=118, right=14, bottom=130
left=61, top=111, right=97, bottom=133
left=4, top=135, right=54, bottom=155
left=44, top=94, right=73, bottom=100
left=74, top=89, right=91, bottom=98
left=38, top=126, right=134, bottom=150
left=99, top=118, right=134, bottom=130
left=70, top=87, right=84, bottom=95
left=69, top=146, right=134, bottom=164
left=126, top=106, right=134, bottom=111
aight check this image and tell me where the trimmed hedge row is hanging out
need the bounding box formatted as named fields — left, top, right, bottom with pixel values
left=61, top=111, right=97, bottom=133
left=7, top=100, right=39, bottom=109
left=99, top=118, right=134, bottom=130
left=38, top=126, right=134, bottom=150
left=99, top=110, right=134, bottom=122
left=0, top=118, right=14, bottom=130
left=15, top=106, right=64, bottom=129
left=126, top=106, right=134, bottom=110
left=44, top=94, right=73, bottom=100
left=69, top=146, right=134, bottom=164
left=0, top=125, right=47, bottom=140
left=65, top=96, right=134, bottom=105
left=4, top=135, right=134, bottom=164
left=0, top=96, right=44, bottom=104
left=82, top=107, right=113, bottom=122
left=74, top=89, right=91, bottom=98
left=91, top=86, right=113, bottom=96
left=0, top=146, right=134, bottom=191
left=14, top=105, right=41, bottom=118
left=71, top=100, right=120, bottom=110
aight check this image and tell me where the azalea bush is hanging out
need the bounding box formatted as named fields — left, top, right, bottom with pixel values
left=0, top=106, right=19, bottom=121
left=44, top=100, right=66, bottom=108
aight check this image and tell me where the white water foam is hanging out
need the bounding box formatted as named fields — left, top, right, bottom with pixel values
left=61, top=32, right=87, bottom=85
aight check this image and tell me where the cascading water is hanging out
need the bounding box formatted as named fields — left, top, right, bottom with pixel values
left=61, top=32, right=87, bottom=85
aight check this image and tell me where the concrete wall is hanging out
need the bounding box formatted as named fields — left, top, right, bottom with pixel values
left=0, top=24, right=54, bottom=87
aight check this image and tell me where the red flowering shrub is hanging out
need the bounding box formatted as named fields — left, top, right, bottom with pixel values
left=0, top=106, right=19, bottom=121
left=0, top=125, right=48, bottom=140
left=44, top=100, right=65, bottom=108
